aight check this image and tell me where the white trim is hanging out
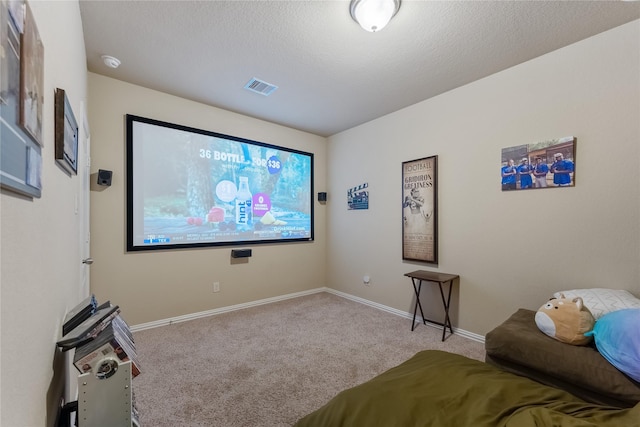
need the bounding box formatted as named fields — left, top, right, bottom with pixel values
left=325, top=289, right=485, bottom=343
left=130, top=288, right=325, bottom=332
left=130, top=287, right=485, bottom=344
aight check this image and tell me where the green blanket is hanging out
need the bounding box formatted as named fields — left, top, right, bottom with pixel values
left=295, top=350, right=640, bottom=427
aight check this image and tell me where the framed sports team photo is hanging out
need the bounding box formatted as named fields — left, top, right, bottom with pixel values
left=402, top=155, right=437, bottom=264
left=501, top=136, right=576, bottom=191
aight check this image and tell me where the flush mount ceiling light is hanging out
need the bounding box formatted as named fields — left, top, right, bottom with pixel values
left=101, top=55, right=121, bottom=69
left=350, top=0, right=401, bottom=32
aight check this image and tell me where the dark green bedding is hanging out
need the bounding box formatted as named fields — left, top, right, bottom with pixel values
left=294, top=350, right=640, bottom=427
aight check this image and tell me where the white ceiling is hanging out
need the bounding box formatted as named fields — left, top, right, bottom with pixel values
left=79, top=1, right=639, bottom=137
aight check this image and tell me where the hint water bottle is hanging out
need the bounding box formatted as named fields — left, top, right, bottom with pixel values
left=235, top=176, right=252, bottom=230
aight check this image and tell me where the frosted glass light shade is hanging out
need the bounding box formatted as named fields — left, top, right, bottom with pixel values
left=350, top=0, right=401, bottom=32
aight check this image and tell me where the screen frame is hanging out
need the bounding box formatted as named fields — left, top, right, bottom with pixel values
left=125, top=114, right=314, bottom=252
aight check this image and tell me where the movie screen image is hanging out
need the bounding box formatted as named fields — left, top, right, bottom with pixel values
left=126, top=115, right=314, bottom=251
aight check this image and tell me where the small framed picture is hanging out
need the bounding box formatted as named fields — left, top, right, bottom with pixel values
left=54, top=88, right=78, bottom=174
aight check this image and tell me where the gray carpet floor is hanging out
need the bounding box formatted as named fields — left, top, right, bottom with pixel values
left=132, top=292, right=485, bottom=426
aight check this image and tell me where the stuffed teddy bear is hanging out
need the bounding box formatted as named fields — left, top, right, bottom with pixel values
left=535, top=294, right=595, bottom=345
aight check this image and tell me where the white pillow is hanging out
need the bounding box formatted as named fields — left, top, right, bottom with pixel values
left=553, top=288, right=640, bottom=320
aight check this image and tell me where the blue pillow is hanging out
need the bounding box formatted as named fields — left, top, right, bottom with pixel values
left=585, top=308, right=640, bottom=382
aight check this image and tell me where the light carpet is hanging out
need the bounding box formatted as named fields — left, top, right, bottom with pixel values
left=132, top=292, right=485, bottom=426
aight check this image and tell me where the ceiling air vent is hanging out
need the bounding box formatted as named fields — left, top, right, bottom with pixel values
left=244, top=77, right=278, bottom=96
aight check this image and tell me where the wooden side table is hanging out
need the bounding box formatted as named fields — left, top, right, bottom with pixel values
left=404, top=270, right=459, bottom=341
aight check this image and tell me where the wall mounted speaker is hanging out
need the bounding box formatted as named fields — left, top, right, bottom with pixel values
left=97, top=169, right=113, bottom=186
left=231, top=249, right=252, bottom=258
left=318, top=192, right=327, bottom=202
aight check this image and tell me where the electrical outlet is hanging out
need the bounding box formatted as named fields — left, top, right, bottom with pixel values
left=213, top=282, right=220, bottom=292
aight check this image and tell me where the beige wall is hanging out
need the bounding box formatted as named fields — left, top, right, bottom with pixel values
left=1, top=1, right=87, bottom=426
left=87, top=74, right=327, bottom=326
left=326, top=20, right=640, bottom=336
left=2, top=10, right=637, bottom=427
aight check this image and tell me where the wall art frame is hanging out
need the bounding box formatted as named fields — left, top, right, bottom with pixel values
left=19, top=0, right=43, bottom=146
left=0, top=0, right=42, bottom=198
left=347, top=182, right=369, bottom=210
left=54, top=88, right=78, bottom=174
left=402, top=155, right=438, bottom=264
left=0, top=0, right=9, bottom=106
left=501, top=136, right=576, bottom=191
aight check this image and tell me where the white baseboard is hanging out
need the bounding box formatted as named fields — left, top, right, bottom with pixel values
left=130, top=288, right=325, bottom=332
left=130, top=287, right=485, bottom=344
left=324, top=288, right=485, bottom=344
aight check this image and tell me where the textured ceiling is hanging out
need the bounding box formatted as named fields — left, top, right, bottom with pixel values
left=79, top=1, right=639, bottom=137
